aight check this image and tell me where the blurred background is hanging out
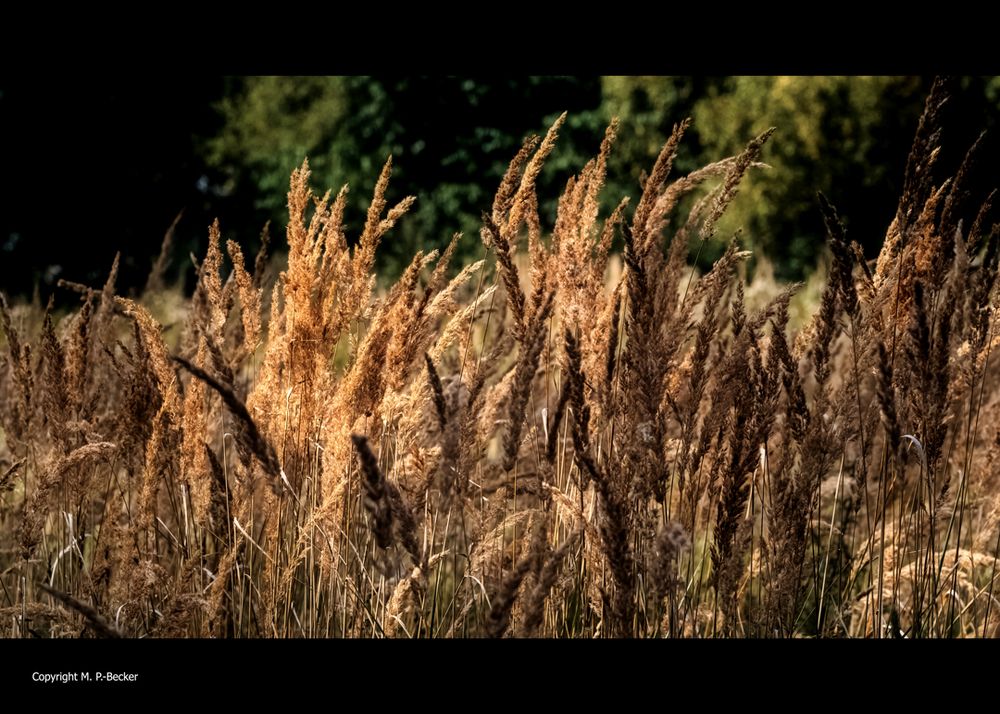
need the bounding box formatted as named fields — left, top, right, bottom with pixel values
left=1, top=76, right=998, bottom=300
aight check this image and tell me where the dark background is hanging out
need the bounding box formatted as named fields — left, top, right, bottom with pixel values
left=1, top=76, right=997, bottom=302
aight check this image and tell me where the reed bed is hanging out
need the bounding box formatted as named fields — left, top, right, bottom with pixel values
left=1, top=77, right=998, bottom=638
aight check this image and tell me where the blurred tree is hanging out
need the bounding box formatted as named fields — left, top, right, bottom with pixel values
left=597, top=76, right=715, bottom=262
left=206, top=76, right=608, bottom=275
left=203, top=76, right=998, bottom=283
left=600, top=76, right=705, bottom=175
left=3, top=76, right=995, bottom=300
left=691, top=76, right=927, bottom=278
left=208, top=76, right=352, bottom=215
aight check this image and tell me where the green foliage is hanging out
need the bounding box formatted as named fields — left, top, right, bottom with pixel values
left=691, top=76, right=925, bottom=278
left=597, top=77, right=711, bottom=262
left=207, top=77, right=607, bottom=276
left=600, top=76, right=703, bottom=176
left=209, top=76, right=351, bottom=206
left=207, top=76, right=990, bottom=282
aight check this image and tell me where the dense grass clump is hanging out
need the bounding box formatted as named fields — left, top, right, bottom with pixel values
left=1, top=78, right=998, bottom=638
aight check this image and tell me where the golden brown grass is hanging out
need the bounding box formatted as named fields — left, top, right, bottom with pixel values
left=1, top=77, right=998, bottom=638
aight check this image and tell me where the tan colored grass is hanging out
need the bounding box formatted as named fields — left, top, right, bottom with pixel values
left=2, top=79, right=998, bottom=638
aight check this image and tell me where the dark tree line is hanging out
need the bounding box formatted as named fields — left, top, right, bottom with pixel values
left=2, top=76, right=997, bottom=300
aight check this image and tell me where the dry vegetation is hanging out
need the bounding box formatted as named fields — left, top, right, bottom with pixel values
left=2, top=78, right=999, bottom=638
